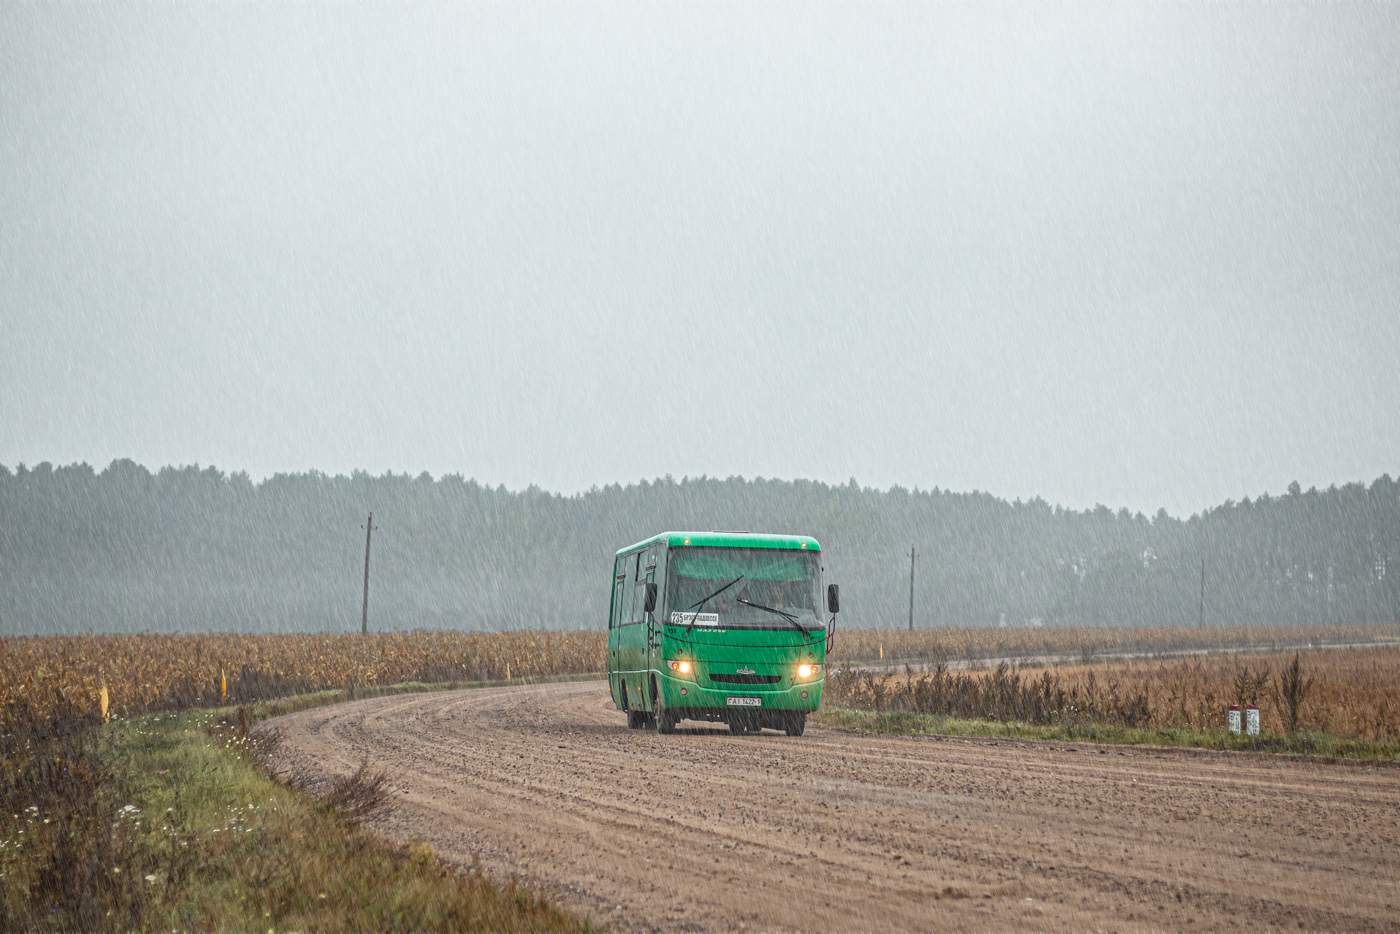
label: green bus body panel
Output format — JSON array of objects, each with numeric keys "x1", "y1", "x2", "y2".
[{"x1": 607, "y1": 532, "x2": 827, "y2": 718}]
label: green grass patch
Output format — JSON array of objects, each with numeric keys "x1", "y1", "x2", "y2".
[
  {"x1": 3, "y1": 681, "x2": 599, "y2": 933},
  {"x1": 812, "y1": 705, "x2": 1400, "y2": 760}
]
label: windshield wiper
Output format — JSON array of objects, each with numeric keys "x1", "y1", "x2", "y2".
[
  {"x1": 736, "y1": 599, "x2": 810, "y2": 638},
  {"x1": 685, "y1": 575, "x2": 745, "y2": 632}
]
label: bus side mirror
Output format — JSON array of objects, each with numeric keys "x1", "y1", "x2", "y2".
[
  {"x1": 827, "y1": 584, "x2": 840, "y2": 614},
  {"x1": 644, "y1": 582, "x2": 658, "y2": 613}
]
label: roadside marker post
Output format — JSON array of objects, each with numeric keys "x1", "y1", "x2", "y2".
[
  {"x1": 1246, "y1": 705, "x2": 1260, "y2": 736},
  {"x1": 1228, "y1": 705, "x2": 1242, "y2": 734}
]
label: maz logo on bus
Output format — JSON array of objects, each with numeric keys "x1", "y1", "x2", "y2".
[{"x1": 736, "y1": 667, "x2": 756, "y2": 675}]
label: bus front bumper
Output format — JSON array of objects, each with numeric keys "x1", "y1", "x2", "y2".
[{"x1": 660, "y1": 672, "x2": 822, "y2": 713}]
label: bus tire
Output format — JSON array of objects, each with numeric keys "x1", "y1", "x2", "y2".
[
  {"x1": 783, "y1": 713, "x2": 807, "y2": 737},
  {"x1": 652, "y1": 678, "x2": 677, "y2": 734}
]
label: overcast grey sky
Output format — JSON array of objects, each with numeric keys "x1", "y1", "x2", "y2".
[{"x1": 3, "y1": 1, "x2": 1396, "y2": 517}]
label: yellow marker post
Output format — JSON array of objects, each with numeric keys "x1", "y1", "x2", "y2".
[
  {"x1": 99, "y1": 685, "x2": 109, "y2": 723},
  {"x1": 221, "y1": 669, "x2": 227, "y2": 703}
]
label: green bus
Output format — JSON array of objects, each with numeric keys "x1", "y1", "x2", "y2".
[{"x1": 606, "y1": 531, "x2": 840, "y2": 736}]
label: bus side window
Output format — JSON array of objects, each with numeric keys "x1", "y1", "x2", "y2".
[
  {"x1": 642, "y1": 568, "x2": 656, "y2": 622},
  {"x1": 633, "y1": 551, "x2": 652, "y2": 624},
  {"x1": 653, "y1": 545, "x2": 666, "y2": 618}
]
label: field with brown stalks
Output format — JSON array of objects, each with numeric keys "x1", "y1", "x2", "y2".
[
  {"x1": 825, "y1": 622, "x2": 1399, "y2": 665},
  {"x1": 0, "y1": 630, "x2": 606, "y2": 720},
  {"x1": 825, "y1": 645, "x2": 1400, "y2": 743},
  {"x1": 4, "y1": 623, "x2": 1397, "y2": 735}
]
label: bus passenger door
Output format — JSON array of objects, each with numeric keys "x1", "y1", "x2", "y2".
[
  {"x1": 620, "y1": 552, "x2": 643, "y2": 687},
  {"x1": 643, "y1": 565, "x2": 658, "y2": 672},
  {"x1": 640, "y1": 547, "x2": 661, "y2": 692},
  {"x1": 608, "y1": 561, "x2": 626, "y2": 705}
]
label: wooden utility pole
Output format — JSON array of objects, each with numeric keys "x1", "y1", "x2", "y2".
[
  {"x1": 908, "y1": 545, "x2": 916, "y2": 631},
  {"x1": 1199, "y1": 557, "x2": 1205, "y2": 628},
  {"x1": 362, "y1": 513, "x2": 377, "y2": 634}
]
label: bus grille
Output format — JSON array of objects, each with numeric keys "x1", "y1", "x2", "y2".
[{"x1": 708, "y1": 674, "x2": 783, "y2": 685}]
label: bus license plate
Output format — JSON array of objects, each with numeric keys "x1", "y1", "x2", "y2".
[{"x1": 726, "y1": 696, "x2": 761, "y2": 707}]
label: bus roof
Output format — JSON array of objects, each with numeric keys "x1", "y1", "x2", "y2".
[{"x1": 614, "y1": 532, "x2": 821, "y2": 557}]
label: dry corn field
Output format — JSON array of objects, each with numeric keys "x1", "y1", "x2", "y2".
[
  {"x1": 826, "y1": 622, "x2": 1399, "y2": 665},
  {"x1": 0, "y1": 630, "x2": 606, "y2": 719},
  {"x1": 5, "y1": 625, "x2": 1398, "y2": 741},
  {"x1": 826, "y1": 646, "x2": 1400, "y2": 741}
]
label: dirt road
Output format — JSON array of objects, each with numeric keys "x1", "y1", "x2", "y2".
[{"x1": 264, "y1": 681, "x2": 1398, "y2": 932}]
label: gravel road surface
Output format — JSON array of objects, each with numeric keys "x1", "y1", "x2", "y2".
[{"x1": 264, "y1": 681, "x2": 1398, "y2": 932}]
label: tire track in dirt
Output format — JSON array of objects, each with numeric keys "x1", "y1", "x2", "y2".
[{"x1": 263, "y1": 681, "x2": 1399, "y2": 933}]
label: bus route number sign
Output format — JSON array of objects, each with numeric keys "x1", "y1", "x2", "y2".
[{"x1": 726, "y1": 696, "x2": 761, "y2": 707}]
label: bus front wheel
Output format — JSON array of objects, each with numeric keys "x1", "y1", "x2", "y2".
[
  {"x1": 783, "y1": 713, "x2": 807, "y2": 737},
  {"x1": 622, "y1": 681, "x2": 646, "y2": 729},
  {"x1": 652, "y1": 678, "x2": 677, "y2": 734}
]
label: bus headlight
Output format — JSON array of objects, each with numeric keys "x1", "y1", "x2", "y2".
[
  {"x1": 797, "y1": 664, "x2": 821, "y2": 679},
  {"x1": 668, "y1": 660, "x2": 692, "y2": 675}
]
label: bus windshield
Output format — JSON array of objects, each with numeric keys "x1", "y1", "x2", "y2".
[{"x1": 666, "y1": 547, "x2": 824, "y2": 630}]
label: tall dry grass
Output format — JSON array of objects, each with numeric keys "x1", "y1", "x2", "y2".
[
  {"x1": 825, "y1": 647, "x2": 1400, "y2": 741},
  {"x1": 0, "y1": 631, "x2": 606, "y2": 719},
  {"x1": 0, "y1": 688, "x2": 147, "y2": 932}
]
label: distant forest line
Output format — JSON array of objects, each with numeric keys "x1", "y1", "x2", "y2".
[{"x1": 1, "y1": 460, "x2": 1397, "y2": 635}]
